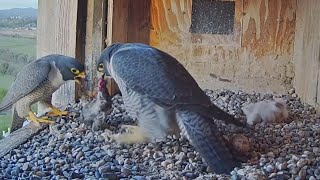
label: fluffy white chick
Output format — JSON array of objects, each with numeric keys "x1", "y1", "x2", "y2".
[{"x1": 242, "y1": 98, "x2": 289, "y2": 125}]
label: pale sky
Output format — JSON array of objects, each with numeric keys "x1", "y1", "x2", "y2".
[{"x1": 0, "y1": 0, "x2": 38, "y2": 10}]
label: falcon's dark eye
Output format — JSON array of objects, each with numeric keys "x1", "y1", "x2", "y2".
[
  {"x1": 98, "y1": 63, "x2": 104, "y2": 72},
  {"x1": 71, "y1": 68, "x2": 80, "y2": 74}
]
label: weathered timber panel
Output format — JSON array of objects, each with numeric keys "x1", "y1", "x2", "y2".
[
  {"x1": 150, "y1": 0, "x2": 296, "y2": 93},
  {"x1": 127, "y1": 0, "x2": 151, "y2": 43},
  {"x1": 107, "y1": 0, "x2": 129, "y2": 44},
  {"x1": 293, "y1": 0, "x2": 320, "y2": 107},
  {"x1": 84, "y1": 0, "x2": 106, "y2": 98},
  {"x1": 37, "y1": 0, "x2": 79, "y2": 110},
  {"x1": 107, "y1": 0, "x2": 151, "y2": 44},
  {"x1": 106, "y1": 0, "x2": 151, "y2": 96}
]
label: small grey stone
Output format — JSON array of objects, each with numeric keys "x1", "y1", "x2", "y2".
[
  {"x1": 82, "y1": 146, "x2": 90, "y2": 152},
  {"x1": 22, "y1": 162, "x2": 32, "y2": 171},
  {"x1": 44, "y1": 157, "x2": 50, "y2": 163},
  {"x1": 297, "y1": 159, "x2": 308, "y2": 168},
  {"x1": 101, "y1": 173, "x2": 118, "y2": 179},
  {"x1": 265, "y1": 164, "x2": 275, "y2": 173},
  {"x1": 99, "y1": 166, "x2": 112, "y2": 174},
  {"x1": 76, "y1": 151, "x2": 84, "y2": 160},
  {"x1": 132, "y1": 175, "x2": 147, "y2": 180},
  {"x1": 298, "y1": 169, "x2": 307, "y2": 180},
  {"x1": 121, "y1": 167, "x2": 131, "y2": 176},
  {"x1": 276, "y1": 162, "x2": 288, "y2": 170},
  {"x1": 18, "y1": 158, "x2": 26, "y2": 163},
  {"x1": 35, "y1": 171, "x2": 46, "y2": 177}
]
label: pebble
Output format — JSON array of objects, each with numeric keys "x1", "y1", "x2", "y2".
[
  {"x1": 297, "y1": 159, "x2": 308, "y2": 168},
  {"x1": 0, "y1": 89, "x2": 319, "y2": 179}
]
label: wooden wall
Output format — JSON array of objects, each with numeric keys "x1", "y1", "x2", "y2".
[
  {"x1": 106, "y1": 0, "x2": 151, "y2": 46},
  {"x1": 149, "y1": 0, "x2": 296, "y2": 93},
  {"x1": 293, "y1": 0, "x2": 320, "y2": 109},
  {"x1": 35, "y1": 0, "x2": 320, "y2": 112},
  {"x1": 37, "y1": 0, "x2": 79, "y2": 111}
]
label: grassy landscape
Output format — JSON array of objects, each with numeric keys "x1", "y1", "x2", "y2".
[
  {"x1": 0, "y1": 30, "x2": 36, "y2": 137},
  {"x1": 0, "y1": 34, "x2": 36, "y2": 56},
  {"x1": 0, "y1": 74, "x2": 14, "y2": 88}
]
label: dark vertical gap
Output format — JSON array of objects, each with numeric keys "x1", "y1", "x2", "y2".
[
  {"x1": 104, "y1": 0, "x2": 108, "y2": 49},
  {"x1": 75, "y1": 0, "x2": 88, "y2": 102}
]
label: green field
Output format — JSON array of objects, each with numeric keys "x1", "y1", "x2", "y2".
[
  {"x1": 0, "y1": 74, "x2": 14, "y2": 88},
  {"x1": 0, "y1": 32, "x2": 36, "y2": 138},
  {"x1": 0, "y1": 114, "x2": 11, "y2": 136},
  {"x1": 0, "y1": 35, "x2": 36, "y2": 56}
]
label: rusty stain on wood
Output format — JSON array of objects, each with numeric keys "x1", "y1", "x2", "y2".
[
  {"x1": 242, "y1": 0, "x2": 296, "y2": 57},
  {"x1": 149, "y1": 0, "x2": 296, "y2": 94}
]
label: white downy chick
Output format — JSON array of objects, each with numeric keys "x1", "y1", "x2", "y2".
[{"x1": 242, "y1": 98, "x2": 289, "y2": 125}]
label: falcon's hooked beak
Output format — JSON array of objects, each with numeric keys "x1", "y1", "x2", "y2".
[{"x1": 74, "y1": 71, "x2": 86, "y2": 85}]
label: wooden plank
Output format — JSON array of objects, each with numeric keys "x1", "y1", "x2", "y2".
[
  {"x1": 108, "y1": 0, "x2": 129, "y2": 44},
  {"x1": 0, "y1": 123, "x2": 48, "y2": 158},
  {"x1": 37, "y1": 0, "x2": 79, "y2": 113},
  {"x1": 149, "y1": 0, "x2": 296, "y2": 94},
  {"x1": 84, "y1": 0, "x2": 107, "y2": 98},
  {"x1": 293, "y1": 0, "x2": 320, "y2": 106},
  {"x1": 127, "y1": 0, "x2": 151, "y2": 43},
  {"x1": 105, "y1": 0, "x2": 125, "y2": 96}
]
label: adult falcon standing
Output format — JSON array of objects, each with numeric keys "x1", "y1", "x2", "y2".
[
  {"x1": 97, "y1": 43, "x2": 240, "y2": 174},
  {"x1": 0, "y1": 54, "x2": 86, "y2": 130}
]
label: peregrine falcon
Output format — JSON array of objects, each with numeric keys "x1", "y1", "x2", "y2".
[
  {"x1": 97, "y1": 43, "x2": 240, "y2": 174},
  {"x1": 0, "y1": 54, "x2": 86, "y2": 128}
]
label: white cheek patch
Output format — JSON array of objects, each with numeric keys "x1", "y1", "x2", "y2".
[{"x1": 48, "y1": 62, "x2": 65, "y2": 87}]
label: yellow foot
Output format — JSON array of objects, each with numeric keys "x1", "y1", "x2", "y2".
[
  {"x1": 110, "y1": 125, "x2": 149, "y2": 144},
  {"x1": 28, "y1": 112, "x2": 55, "y2": 126},
  {"x1": 47, "y1": 106, "x2": 68, "y2": 116}
]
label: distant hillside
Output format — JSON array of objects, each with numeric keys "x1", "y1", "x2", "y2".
[{"x1": 0, "y1": 8, "x2": 37, "y2": 19}]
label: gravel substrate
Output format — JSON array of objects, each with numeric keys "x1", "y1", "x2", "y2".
[{"x1": 0, "y1": 89, "x2": 320, "y2": 180}]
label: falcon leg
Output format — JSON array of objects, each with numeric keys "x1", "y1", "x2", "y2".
[
  {"x1": 27, "y1": 111, "x2": 55, "y2": 126},
  {"x1": 111, "y1": 125, "x2": 149, "y2": 144}
]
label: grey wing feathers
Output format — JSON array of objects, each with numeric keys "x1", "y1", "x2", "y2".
[
  {"x1": 111, "y1": 44, "x2": 211, "y2": 107},
  {"x1": 0, "y1": 60, "x2": 51, "y2": 111}
]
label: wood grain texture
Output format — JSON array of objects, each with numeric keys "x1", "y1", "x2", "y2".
[
  {"x1": 293, "y1": 0, "x2": 320, "y2": 106},
  {"x1": 0, "y1": 123, "x2": 48, "y2": 158},
  {"x1": 37, "y1": 0, "x2": 79, "y2": 111},
  {"x1": 106, "y1": 0, "x2": 151, "y2": 96},
  {"x1": 242, "y1": 0, "x2": 296, "y2": 57},
  {"x1": 84, "y1": 0, "x2": 107, "y2": 98},
  {"x1": 150, "y1": 0, "x2": 296, "y2": 93}
]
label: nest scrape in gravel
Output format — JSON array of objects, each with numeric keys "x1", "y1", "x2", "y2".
[{"x1": 0, "y1": 89, "x2": 320, "y2": 180}]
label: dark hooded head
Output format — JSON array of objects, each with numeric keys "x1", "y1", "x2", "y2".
[
  {"x1": 97, "y1": 43, "x2": 124, "y2": 76},
  {"x1": 44, "y1": 54, "x2": 86, "y2": 84}
]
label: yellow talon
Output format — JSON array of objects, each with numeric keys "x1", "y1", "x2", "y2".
[
  {"x1": 47, "y1": 105, "x2": 68, "y2": 116},
  {"x1": 27, "y1": 111, "x2": 55, "y2": 126}
]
